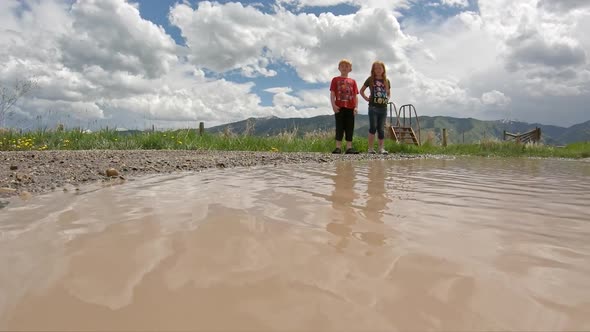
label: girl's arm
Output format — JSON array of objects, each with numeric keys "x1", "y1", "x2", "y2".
[
  {"x1": 387, "y1": 80, "x2": 391, "y2": 98},
  {"x1": 360, "y1": 85, "x2": 370, "y2": 102}
]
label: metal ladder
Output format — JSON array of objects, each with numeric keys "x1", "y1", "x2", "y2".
[{"x1": 388, "y1": 102, "x2": 421, "y2": 145}]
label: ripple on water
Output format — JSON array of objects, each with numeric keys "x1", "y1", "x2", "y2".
[{"x1": 0, "y1": 157, "x2": 589, "y2": 331}]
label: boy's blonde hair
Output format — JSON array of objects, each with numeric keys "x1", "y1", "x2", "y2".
[{"x1": 338, "y1": 59, "x2": 352, "y2": 67}]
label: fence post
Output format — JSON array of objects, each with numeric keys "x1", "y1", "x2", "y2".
[
  {"x1": 442, "y1": 128, "x2": 448, "y2": 147},
  {"x1": 199, "y1": 122, "x2": 205, "y2": 136}
]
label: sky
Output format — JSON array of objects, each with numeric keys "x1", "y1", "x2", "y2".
[{"x1": 1, "y1": 0, "x2": 589, "y2": 130}]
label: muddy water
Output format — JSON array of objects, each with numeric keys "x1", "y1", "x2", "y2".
[{"x1": 0, "y1": 157, "x2": 589, "y2": 331}]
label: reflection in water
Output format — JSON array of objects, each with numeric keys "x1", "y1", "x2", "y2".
[
  {"x1": 326, "y1": 162, "x2": 357, "y2": 251},
  {"x1": 0, "y1": 158, "x2": 589, "y2": 331},
  {"x1": 326, "y1": 161, "x2": 392, "y2": 251}
]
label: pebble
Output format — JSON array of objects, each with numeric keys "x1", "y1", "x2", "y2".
[{"x1": 105, "y1": 168, "x2": 119, "y2": 177}]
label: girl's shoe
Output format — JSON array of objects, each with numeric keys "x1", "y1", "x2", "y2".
[
  {"x1": 379, "y1": 148, "x2": 388, "y2": 155},
  {"x1": 345, "y1": 148, "x2": 359, "y2": 154},
  {"x1": 368, "y1": 149, "x2": 376, "y2": 154},
  {"x1": 332, "y1": 147, "x2": 342, "y2": 154}
]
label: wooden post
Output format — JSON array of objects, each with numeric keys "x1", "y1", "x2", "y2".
[
  {"x1": 152, "y1": 124, "x2": 155, "y2": 132},
  {"x1": 462, "y1": 131, "x2": 465, "y2": 144},
  {"x1": 199, "y1": 122, "x2": 204, "y2": 136},
  {"x1": 503, "y1": 130, "x2": 506, "y2": 141},
  {"x1": 442, "y1": 128, "x2": 447, "y2": 147}
]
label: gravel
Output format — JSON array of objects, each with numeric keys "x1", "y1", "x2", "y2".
[{"x1": 0, "y1": 150, "x2": 432, "y2": 199}]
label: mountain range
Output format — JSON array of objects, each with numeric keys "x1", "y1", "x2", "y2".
[{"x1": 206, "y1": 115, "x2": 590, "y2": 145}]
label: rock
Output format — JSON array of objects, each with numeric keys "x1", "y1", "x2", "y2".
[
  {"x1": 15, "y1": 173, "x2": 31, "y2": 182},
  {"x1": 9, "y1": 165, "x2": 18, "y2": 170},
  {"x1": 0, "y1": 187, "x2": 16, "y2": 193},
  {"x1": 105, "y1": 168, "x2": 119, "y2": 177},
  {"x1": 19, "y1": 191, "x2": 32, "y2": 200}
]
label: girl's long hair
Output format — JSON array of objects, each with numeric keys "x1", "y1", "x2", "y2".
[{"x1": 370, "y1": 61, "x2": 389, "y2": 90}]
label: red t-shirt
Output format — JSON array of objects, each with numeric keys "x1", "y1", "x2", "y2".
[{"x1": 330, "y1": 76, "x2": 358, "y2": 109}]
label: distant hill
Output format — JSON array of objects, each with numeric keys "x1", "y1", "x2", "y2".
[
  {"x1": 556, "y1": 120, "x2": 590, "y2": 144},
  {"x1": 206, "y1": 115, "x2": 590, "y2": 145}
]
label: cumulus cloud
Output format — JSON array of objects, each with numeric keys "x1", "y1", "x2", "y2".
[
  {"x1": 276, "y1": 0, "x2": 412, "y2": 11},
  {"x1": 171, "y1": 2, "x2": 394, "y2": 82},
  {"x1": 537, "y1": 0, "x2": 590, "y2": 12},
  {"x1": 481, "y1": 90, "x2": 511, "y2": 107},
  {"x1": 169, "y1": 2, "x2": 278, "y2": 77},
  {"x1": 169, "y1": 2, "x2": 418, "y2": 83},
  {"x1": 403, "y1": 0, "x2": 590, "y2": 124},
  {"x1": 504, "y1": 24, "x2": 586, "y2": 71},
  {"x1": 0, "y1": 0, "x2": 283, "y2": 128},
  {"x1": 1, "y1": 0, "x2": 589, "y2": 129},
  {"x1": 60, "y1": 0, "x2": 178, "y2": 79},
  {"x1": 265, "y1": 87, "x2": 329, "y2": 117},
  {"x1": 441, "y1": 0, "x2": 469, "y2": 8}
]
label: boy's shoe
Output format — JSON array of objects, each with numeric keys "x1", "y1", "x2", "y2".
[
  {"x1": 332, "y1": 147, "x2": 342, "y2": 154},
  {"x1": 368, "y1": 149, "x2": 376, "y2": 154},
  {"x1": 379, "y1": 148, "x2": 389, "y2": 155},
  {"x1": 345, "y1": 148, "x2": 359, "y2": 154}
]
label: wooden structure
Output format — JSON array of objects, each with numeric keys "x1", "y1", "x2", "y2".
[
  {"x1": 503, "y1": 127, "x2": 541, "y2": 144},
  {"x1": 199, "y1": 122, "x2": 205, "y2": 136},
  {"x1": 388, "y1": 103, "x2": 420, "y2": 145}
]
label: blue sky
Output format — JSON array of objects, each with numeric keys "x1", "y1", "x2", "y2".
[{"x1": 1, "y1": 0, "x2": 589, "y2": 129}]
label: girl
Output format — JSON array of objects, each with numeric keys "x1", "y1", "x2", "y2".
[{"x1": 360, "y1": 61, "x2": 391, "y2": 154}]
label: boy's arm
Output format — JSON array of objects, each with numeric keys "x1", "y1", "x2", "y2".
[
  {"x1": 330, "y1": 91, "x2": 339, "y2": 113},
  {"x1": 354, "y1": 84, "x2": 359, "y2": 115}
]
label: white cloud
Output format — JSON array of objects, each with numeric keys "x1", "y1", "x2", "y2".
[
  {"x1": 277, "y1": 0, "x2": 352, "y2": 7},
  {"x1": 481, "y1": 90, "x2": 511, "y2": 107},
  {"x1": 61, "y1": 0, "x2": 178, "y2": 79},
  {"x1": 441, "y1": 0, "x2": 469, "y2": 8},
  {"x1": 276, "y1": 0, "x2": 412, "y2": 11},
  {"x1": 265, "y1": 87, "x2": 329, "y2": 118},
  {"x1": 1, "y1": 0, "x2": 589, "y2": 129},
  {"x1": 537, "y1": 0, "x2": 590, "y2": 13},
  {"x1": 170, "y1": 1, "x2": 533, "y2": 123},
  {"x1": 403, "y1": 0, "x2": 590, "y2": 124},
  {"x1": 0, "y1": 0, "x2": 285, "y2": 129},
  {"x1": 169, "y1": 2, "x2": 278, "y2": 77},
  {"x1": 170, "y1": 2, "x2": 418, "y2": 84}
]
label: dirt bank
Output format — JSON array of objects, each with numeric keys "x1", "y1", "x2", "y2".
[{"x1": 1, "y1": 150, "x2": 429, "y2": 199}]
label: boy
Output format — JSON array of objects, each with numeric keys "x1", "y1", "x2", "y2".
[{"x1": 329, "y1": 59, "x2": 359, "y2": 154}]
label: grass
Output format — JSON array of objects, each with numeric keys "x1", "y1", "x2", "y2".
[{"x1": 0, "y1": 128, "x2": 589, "y2": 159}]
